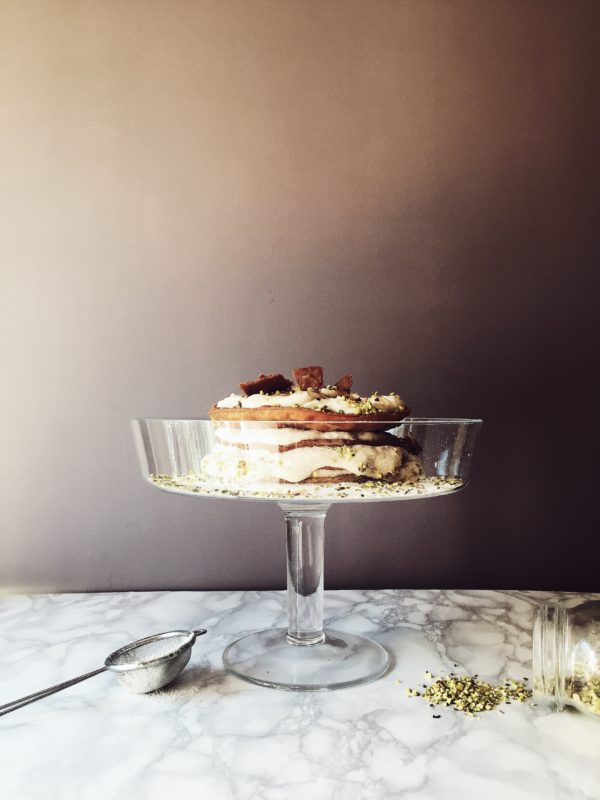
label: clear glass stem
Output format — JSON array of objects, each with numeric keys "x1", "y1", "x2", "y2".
[
  {"x1": 281, "y1": 503, "x2": 330, "y2": 646},
  {"x1": 223, "y1": 502, "x2": 389, "y2": 689}
]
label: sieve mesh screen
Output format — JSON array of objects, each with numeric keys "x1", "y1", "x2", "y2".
[{"x1": 109, "y1": 634, "x2": 190, "y2": 666}]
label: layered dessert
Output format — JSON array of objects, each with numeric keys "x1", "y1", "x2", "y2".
[
  {"x1": 202, "y1": 366, "x2": 423, "y2": 485},
  {"x1": 208, "y1": 366, "x2": 409, "y2": 430}
]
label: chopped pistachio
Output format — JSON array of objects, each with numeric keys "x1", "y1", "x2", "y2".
[
  {"x1": 405, "y1": 673, "x2": 532, "y2": 717},
  {"x1": 149, "y1": 473, "x2": 464, "y2": 502},
  {"x1": 566, "y1": 674, "x2": 600, "y2": 716}
]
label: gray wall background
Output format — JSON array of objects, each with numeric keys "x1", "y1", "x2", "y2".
[{"x1": 1, "y1": 1, "x2": 598, "y2": 592}]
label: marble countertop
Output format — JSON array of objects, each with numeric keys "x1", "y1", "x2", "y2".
[{"x1": 1, "y1": 589, "x2": 600, "y2": 800}]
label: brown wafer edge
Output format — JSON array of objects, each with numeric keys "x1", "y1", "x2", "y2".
[{"x1": 208, "y1": 405, "x2": 410, "y2": 431}]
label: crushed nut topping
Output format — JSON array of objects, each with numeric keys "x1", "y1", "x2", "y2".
[{"x1": 405, "y1": 672, "x2": 532, "y2": 717}]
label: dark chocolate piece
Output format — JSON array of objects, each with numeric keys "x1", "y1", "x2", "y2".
[
  {"x1": 292, "y1": 366, "x2": 324, "y2": 390},
  {"x1": 239, "y1": 373, "x2": 293, "y2": 397},
  {"x1": 334, "y1": 373, "x2": 353, "y2": 393}
]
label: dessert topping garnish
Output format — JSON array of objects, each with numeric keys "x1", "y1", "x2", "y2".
[
  {"x1": 334, "y1": 373, "x2": 353, "y2": 393},
  {"x1": 220, "y1": 366, "x2": 408, "y2": 415},
  {"x1": 239, "y1": 366, "x2": 355, "y2": 396},
  {"x1": 292, "y1": 366, "x2": 324, "y2": 390},
  {"x1": 239, "y1": 373, "x2": 293, "y2": 397}
]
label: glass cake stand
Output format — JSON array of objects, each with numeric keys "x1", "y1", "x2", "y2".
[{"x1": 133, "y1": 418, "x2": 481, "y2": 691}]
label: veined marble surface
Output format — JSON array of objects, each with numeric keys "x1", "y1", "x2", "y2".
[{"x1": 1, "y1": 589, "x2": 600, "y2": 800}]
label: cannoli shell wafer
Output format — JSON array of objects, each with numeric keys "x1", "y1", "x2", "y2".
[{"x1": 208, "y1": 404, "x2": 410, "y2": 432}]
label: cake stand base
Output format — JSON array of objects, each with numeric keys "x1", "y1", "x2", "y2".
[{"x1": 222, "y1": 628, "x2": 390, "y2": 691}]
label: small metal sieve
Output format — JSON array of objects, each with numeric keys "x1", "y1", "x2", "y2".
[{"x1": 0, "y1": 628, "x2": 207, "y2": 718}]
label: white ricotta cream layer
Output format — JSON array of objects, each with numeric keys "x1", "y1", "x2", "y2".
[
  {"x1": 215, "y1": 388, "x2": 406, "y2": 415},
  {"x1": 201, "y1": 444, "x2": 423, "y2": 484},
  {"x1": 214, "y1": 427, "x2": 384, "y2": 447}
]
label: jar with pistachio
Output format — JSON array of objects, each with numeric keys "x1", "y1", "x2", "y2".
[{"x1": 533, "y1": 600, "x2": 600, "y2": 719}]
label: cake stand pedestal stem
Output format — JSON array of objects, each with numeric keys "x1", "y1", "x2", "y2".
[
  {"x1": 222, "y1": 500, "x2": 389, "y2": 690},
  {"x1": 283, "y1": 504, "x2": 330, "y2": 646}
]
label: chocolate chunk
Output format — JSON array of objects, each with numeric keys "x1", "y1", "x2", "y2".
[
  {"x1": 292, "y1": 366, "x2": 324, "y2": 390},
  {"x1": 334, "y1": 373, "x2": 353, "y2": 393},
  {"x1": 239, "y1": 373, "x2": 293, "y2": 397}
]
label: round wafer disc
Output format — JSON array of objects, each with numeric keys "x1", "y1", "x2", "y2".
[{"x1": 208, "y1": 405, "x2": 410, "y2": 431}]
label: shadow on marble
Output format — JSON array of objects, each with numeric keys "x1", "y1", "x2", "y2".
[{"x1": 150, "y1": 663, "x2": 230, "y2": 699}]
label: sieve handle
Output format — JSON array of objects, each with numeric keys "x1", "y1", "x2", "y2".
[{"x1": 0, "y1": 666, "x2": 108, "y2": 718}]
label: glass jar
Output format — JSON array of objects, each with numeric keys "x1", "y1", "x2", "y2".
[{"x1": 533, "y1": 600, "x2": 600, "y2": 719}]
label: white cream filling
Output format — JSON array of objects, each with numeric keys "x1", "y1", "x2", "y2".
[
  {"x1": 214, "y1": 427, "x2": 383, "y2": 447},
  {"x1": 201, "y1": 444, "x2": 422, "y2": 484},
  {"x1": 216, "y1": 388, "x2": 406, "y2": 415}
]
